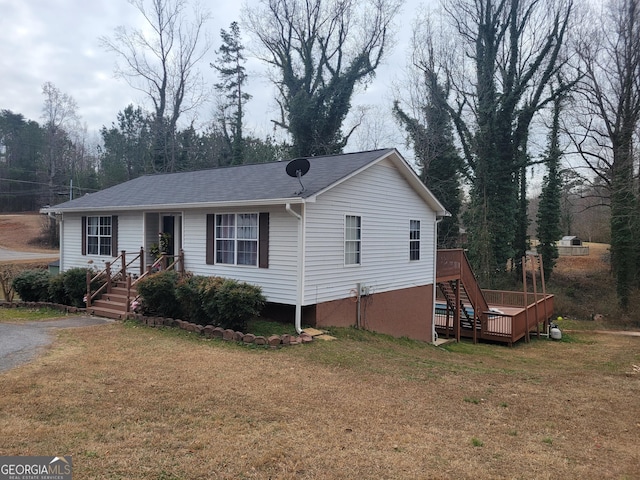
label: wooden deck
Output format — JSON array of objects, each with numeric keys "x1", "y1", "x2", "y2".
[{"x1": 436, "y1": 250, "x2": 554, "y2": 346}]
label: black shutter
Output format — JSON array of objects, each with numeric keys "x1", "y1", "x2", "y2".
[
  {"x1": 81, "y1": 216, "x2": 87, "y2": 255},
  {"x1": 111, "y1": 216, "x2": 118, "y2": 257},
  {"x1": 259, "y1": 212, "x2": 269, "y2": 269},
  {"x1": 206, "y1": 214, "x2": 215, "y2": 265}
]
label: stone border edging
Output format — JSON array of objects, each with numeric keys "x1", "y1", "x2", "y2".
[
  {"x1": 0, "y1": 301, "x2": 314, "y2": 348},
  {"x1": 130, "y1": 314, "x2": 314, "y2": 347}
]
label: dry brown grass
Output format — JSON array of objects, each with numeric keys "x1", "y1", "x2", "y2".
[
  {"x1": 0, "y1": 321, "x2": 638, "y2": 479},
  {"x1": 548, "y1": 242, "x2": 640, "y2": 327},
  {"x1": 0, "y1": 213, "x2": 57, "y2": 253}
]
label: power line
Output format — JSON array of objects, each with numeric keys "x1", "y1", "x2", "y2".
[{"x1": 0, "y1": 177, "x2": 98, "y2": 192}]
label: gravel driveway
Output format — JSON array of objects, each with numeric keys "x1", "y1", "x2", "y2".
[{"x1": 0, "y1": 316, "x2": 113, "y2": 373}]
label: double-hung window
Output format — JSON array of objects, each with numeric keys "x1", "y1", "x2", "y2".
[
  {"x1": 410, "y1": 220, "x2": 420, "y2": 261},
  {"x1": 344, "y1": 215, "x2": 362, "y2": 265},
  {"x1": 215, "y1": 213, "x2": 258, "y2": 266},
  {"x1": 87, "y1": 216, "x2": 112, "y2": 256}
]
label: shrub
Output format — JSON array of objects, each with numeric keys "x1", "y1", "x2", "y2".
[
  {"x1": 63, "y1": 268, "x2": 96, "y2": 307},
  {"x1": 175, "y1": 274, "x2": 207, "y2": 324},
  {"x1": 135, "y1": 271, "x2": 266, "y2": 331},
  {"x1": 175, "y1": 275, "x2": 227, "y2": 325},
  {"x1": 199, "y1": 276, "x2": 226, "y2": 325},
  {"x1": 48, "y1": 274, "x2": 69, "y2": 305},
  {"x1": 12, "y1": 269, "x2": 50, "y2": 302},
  {"x1": 215, "y1": 279, "x2": 266, "y2": 331},
  {"x1": 135, "y1": 270, "x2": 181, "y2": 318}
]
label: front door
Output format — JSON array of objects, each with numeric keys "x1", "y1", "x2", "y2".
[{"x1": 162, "y1": 215, "x2": 176, "y2": 256}]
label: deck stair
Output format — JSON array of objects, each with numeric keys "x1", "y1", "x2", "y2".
[
  {"x1": 435, "y1": 249, "x2": 555, "y2": 345},
  {"x1": 437, "y1": 280, "x2": 479, "y2": 330},
  {"x1": 436, "y1": 249, "x2": 491, "y2": 342},
  {"x1": 89, "y1": 280, "x2": 136, "y2": 320}
]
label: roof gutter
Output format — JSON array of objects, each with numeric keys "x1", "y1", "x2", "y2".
[
  {"x1": 40, "y1": 197, "x2": 307, "y2": 215},
  {"x1": 286, "y1": 202, "x2": 305, "y2": 334}
]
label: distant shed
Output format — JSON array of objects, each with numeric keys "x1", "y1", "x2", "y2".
[
  {"x1": 559, "y1": 236, "x2": 582, "y2": 246},
  {"x1": 558, "y1": 236, "x2": 589, "y2": 256}
]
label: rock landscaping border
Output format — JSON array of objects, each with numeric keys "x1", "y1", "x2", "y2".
[
  {"x1": 130, "y1": 314, "x2": 314, "y2": 347},
  {"x1": 0, "y1": 301, "x2": 314, "y2": 348}
]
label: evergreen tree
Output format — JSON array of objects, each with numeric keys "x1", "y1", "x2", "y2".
[
  {"x1": 393, "y1": 70, "x2": 463, "y2": 247},
  {"x1": 537, "y1": 93, "x2": 564, "y2": 281},
  {"x1": 212, "y1": 22, "x2": 251, "y2": 165},
  {"x1": 0, "y1": 110, "x2": 45, "y2": 211},
  {"x1": 99, "y1": 105, "x2": 152, "y2": 187}
]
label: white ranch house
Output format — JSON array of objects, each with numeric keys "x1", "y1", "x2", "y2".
[{"x1": 43, "y1": 149, "x2": 449, "y2": 342}]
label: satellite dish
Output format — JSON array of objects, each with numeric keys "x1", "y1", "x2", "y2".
[
  {"x1": 285, "y1": 157, "x2": 310, "y2": 194},
  {"x1": 286, "y1": 157, "x2": 310, "y2": 178}
]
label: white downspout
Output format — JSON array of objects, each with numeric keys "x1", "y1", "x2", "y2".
[
  {"x1": 286, "y1": 202, "x2": 305, "y2": 334},
  {"x1": 48, "y1": 212, "x2": 62, "y2": 272},
  {"x1": 432, "y1": 216, "x2": 443, "y2": 343}
]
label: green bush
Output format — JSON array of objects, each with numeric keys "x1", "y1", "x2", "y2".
[
  {"x1": 175, "y1": 275, "x2": 227, "y2": 325},
  {"x1": 199, "y1": 276, "x2": 226, "y2": 325},
  {"x1": 48, "y1": 274, "x2": 69, "y2": 305},
  {"x1": 12, "y1": 269, "x2": 50, "y2": 302},
  {"x1": 135, "y1": 270, "x2": 181, "y2": 318},
  {"x1": 63, "y1": 268, "x2": 96, "y2": 307},
  {"x1": 175, "y1": 274, "x2": 207, "y2": 324},
  {"x1": 215, "y1": 279, "x2": 266, "y2": 331},
  {"x1": 136, "y1": 271, "x2": 266, "y2": 331}
]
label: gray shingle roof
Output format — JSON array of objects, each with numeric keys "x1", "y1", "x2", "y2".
[{"x1": 46, "y1": 149, "x2": 397, "y2": 212}]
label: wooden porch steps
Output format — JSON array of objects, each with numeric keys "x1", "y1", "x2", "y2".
[{"x1": 88, "y1": 283, "x2": 136, "y2": 320}]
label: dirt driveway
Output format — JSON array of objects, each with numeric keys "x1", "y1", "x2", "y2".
[{"x1": 0, "y1": 316, "x2": 113, "y2": 373}]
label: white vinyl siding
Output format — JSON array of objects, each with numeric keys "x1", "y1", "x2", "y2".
[
  {"x1": 60, "y1": 212, "x2": 144, "y2": 273},
  {"x1": 303, "y1": 158, "x2": 436, "y2": 305},
  {"x1": 57, "y1": 156, "x2": 438, "y2": 308},
  {"x1": 183, "y1": 207, "x2": 299, "y2": 304}
]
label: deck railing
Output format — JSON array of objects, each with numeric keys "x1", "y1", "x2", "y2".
[
  {"x1": 436, "y1": 250, "x2": 554, "y2": 345},
  {"x1": 86, "y1": 248, "x2": 184, "y2": 311},
  {"x1": 85, "y1": 248, "x2": 144, "y2": 307}
]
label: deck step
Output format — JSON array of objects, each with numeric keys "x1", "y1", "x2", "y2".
[{"x1": 89, "y1": 306, "x2": 129, "y2": 320}]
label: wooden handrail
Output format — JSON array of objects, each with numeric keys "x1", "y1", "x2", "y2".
[
  {"x1": 131, "y1": 249, "x2": 184, "y2": 287},
  {"x1": 86, "y1": 247, "x2": 146, "y2": 309}
]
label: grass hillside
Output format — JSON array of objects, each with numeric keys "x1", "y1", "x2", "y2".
[
  {"x1": 549, "y1": 242, "x2": 640, "y2": 329},
  {"x1": 0, "y1": 213, "x2": 57, "y2": 253}
]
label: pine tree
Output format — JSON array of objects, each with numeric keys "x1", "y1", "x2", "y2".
[
  {"x1": 212, "y1": 22, "x2": 251, "y2": 165},
  {"x1": 536, "y1": 94, "x2": 564, "y2": 281}
]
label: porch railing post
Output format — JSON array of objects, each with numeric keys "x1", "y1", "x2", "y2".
[
  {"x1": 125, "y1": 274, "x2": 132, "y2": 315},
  {"x1": 106, "y1": 262, "x2": 112, "y2": 294},
  {"x1": 121, "y1": 250, "x2": 127, "y2": 278},
  {"x1": 86, "y1": 270, "x2": 92, "y2": 308},
  {"x1": 140, "y1": 247, "x2": 145, "y2": 277},
  {"x1": 179, "y1": 249, "x2": 184, "y2": 275}
]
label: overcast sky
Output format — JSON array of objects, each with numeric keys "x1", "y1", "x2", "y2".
[{"x1": 0, "y1": 0, "x2": 436, "y2": 154}]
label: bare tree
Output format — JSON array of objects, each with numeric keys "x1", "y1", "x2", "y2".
[
  {"x1": 41, "y1": 82, "x2": 80, "y2": 205},
  {"x1": 245, "y1": 0, "x2": 402, "y2": 157},
  {"x1": 415, "y1": 0, "x2": 575, "y2": 282},
  {"x1": 101, "y1": 0, "x2": 212, "y2": 172},
  {"x1": 570, "y1": 0, "x2": 640, "y2": 307}
]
